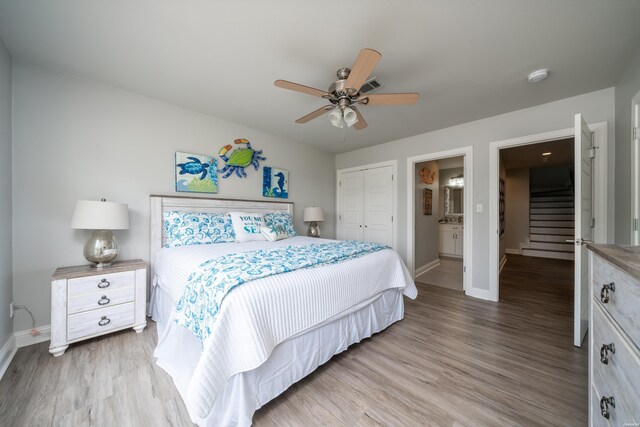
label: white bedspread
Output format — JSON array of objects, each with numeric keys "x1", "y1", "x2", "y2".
[{"x1": 153, "y1": 236, "x2": 417, "y2": 418}]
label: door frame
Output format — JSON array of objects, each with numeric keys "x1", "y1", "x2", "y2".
[
  {"x1": 632, "y1": 89, "x2": 640, "y2": 245},
  {"x1": 488, "y1": 122, "x2": 608, "y2": 302},
  {"x1": 406, "y1": 146, "x2": 473, "y2": 294},
  {"x1": 335, "y1": 160, "x2": 398, "y2": 250}
]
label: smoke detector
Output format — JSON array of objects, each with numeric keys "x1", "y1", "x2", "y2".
[{"x1": 528, "y1": 69, "x2": 549, "y2": 83}]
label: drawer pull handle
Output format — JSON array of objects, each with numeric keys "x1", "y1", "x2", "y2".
[
  {"x1": 599, "y1": 343, "x2": 615, "y2": 364},
  {"x1": 600, "y1": 396, "x2": 615, "y2": 419},
  {"x1": 600, "y1": 282, "x2": 615, "y2": 303},
  {"x1": 98, "y1": 279, "x2": 110, "y2": 289},
  {"x1": 98, "y1": 316, "x2": 111, "y2": 326},
  {"x1": 97, "y1": 295, "x2": 110, "y2": 306}
]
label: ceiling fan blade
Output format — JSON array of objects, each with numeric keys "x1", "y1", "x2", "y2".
[
  {"x1": 274, "y1": 80, "x2": 329, "y2": 98},
  {"x1": 352, "y1": 107, "x2": 368, "y2": 130},
  {"x1": 295, "y1": 105, "x2": 333, "y2": 124},
  {"x1": 361, "y1": 93, "x2": 419, "y2": 106},
  {"x1": 344, "y1": 48, "x2": 382, "y2": 94}
]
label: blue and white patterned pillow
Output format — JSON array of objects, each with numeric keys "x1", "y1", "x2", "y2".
[
  {"x1": 163, "y1": 211, "x2": 235, "y2": 247},
  {"x1": 264, "y1": 212, "x2": 297, "y2": 236},
  {"x1": 229, "y1": 212, "x2": 267, "y2": 242}
]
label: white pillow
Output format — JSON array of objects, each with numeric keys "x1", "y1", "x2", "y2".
[
  {"x1": 260, "y1": 226, "x2": 290, "y2": 242},
  {"x1": 229, "y1": 212, "x2": 266, "y2": 242}
]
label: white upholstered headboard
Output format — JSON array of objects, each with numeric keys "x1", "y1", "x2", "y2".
[{"x1": 149, "y1": 194, "x2": 294, "y2": 278}]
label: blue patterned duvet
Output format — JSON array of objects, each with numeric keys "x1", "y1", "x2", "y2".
[{"x1": 175, "y1": 240, "x2": 387, "y2": 343}]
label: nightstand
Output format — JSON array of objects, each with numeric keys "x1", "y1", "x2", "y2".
[{"x1": 49, "y1": 259, "x2": 147, "y2": 356}]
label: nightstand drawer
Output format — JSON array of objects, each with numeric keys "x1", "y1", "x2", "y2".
[
  {"x1": 592, "y1": 303, "x2": 640, "y2": 421},
  {"x1": 67, "y1": 302, "x2": 134, "y2": 341},
  {"x1": 67, "y1": 270, "x2": 135, "y2": 298},
  {"x1": 67, "y1": 285, "x2": 135, "y2": 314},
  {"x1": 592, "y1": 255, "x2": 640, "y2": 345}
]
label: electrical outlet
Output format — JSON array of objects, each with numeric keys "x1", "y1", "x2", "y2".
[{"x1": 9, "y1": 302, "x2": 14, "y2": 318}]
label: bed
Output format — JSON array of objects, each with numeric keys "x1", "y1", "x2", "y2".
[{"x1": 148, "y1": 195, "x2": 417, "y2": 426}]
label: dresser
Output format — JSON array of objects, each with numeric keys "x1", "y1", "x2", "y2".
[
  {"x1": 588, "y1": 244, "x2": 640, "y2": 426},
  {"x1": 49, "y1": 259, "x2": 147, "y2": 356}
]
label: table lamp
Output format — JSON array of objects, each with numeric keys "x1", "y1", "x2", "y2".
[
  {"x1": 303, "y1": 206, "x2": 325, "y2": 238},
  {"x1": 70, "y1": 198, "x2": 129, "y2": 268}
]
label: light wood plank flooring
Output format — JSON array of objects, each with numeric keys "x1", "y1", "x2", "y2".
[
  {"x1": 415, "y1": 257, "x2": 463, "y2": 292},
  {"x1": 0, "y1": 255, "x2": 585, "y2": 426}
]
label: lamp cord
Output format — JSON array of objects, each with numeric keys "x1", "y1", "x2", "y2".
[{"x1": 14, "y1": 304, "x2": 42, "y2": 336}]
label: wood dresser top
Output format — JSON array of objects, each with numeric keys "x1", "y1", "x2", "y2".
[
  {"x1": 51, "y1": 259, "x2": 146, "y2": 280},
  {"x1": 587, "y1": 244, "x2": 640, "y2": 279}
]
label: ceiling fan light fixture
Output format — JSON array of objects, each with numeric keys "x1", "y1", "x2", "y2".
[
  {"x1": 328, "y1": 107, "x2": 345, "y2": 128},
  {"x1": 343, "y1": 107, "x2": 359, "y2": 127}
]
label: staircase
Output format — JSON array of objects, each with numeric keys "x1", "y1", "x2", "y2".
[{"x1": 521, "y1": 188, "x2": 575, "y2": 260}]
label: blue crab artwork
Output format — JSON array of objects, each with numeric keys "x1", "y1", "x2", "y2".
[
  {"x1": 177, "y1": 156, "x2": 210, "y2": 180},
  {"x1": 218, "y1": 138, "x2": 266, "y2": 178}
]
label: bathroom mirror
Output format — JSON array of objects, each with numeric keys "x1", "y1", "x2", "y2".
[{"x1": 445, "y1": 185, "x2": 464, "y2": 216}]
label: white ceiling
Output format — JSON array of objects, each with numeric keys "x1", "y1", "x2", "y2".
[{"x1": 0, "y1": 0, "x2": 639, "y2": 154}]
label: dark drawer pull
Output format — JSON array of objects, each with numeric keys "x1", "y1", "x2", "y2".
[
  {"x1": 600, "y1": 282, "x2": 615, "y2": 303},
  {"x1": 98, "y1": 279, "x2": 110, "y2": 289},
  {"x1": 98, "y1": 316, "x2": 111, "y2": 326},
  {"x1": 600, "y1": 343, "x2": 615, "y2": 364},
  {"x1": 600, "y1": 396, "x2": 615, "y2": 419},
  {"x1": 97, "y1": 295, "x2": 110, "y2": 306}
]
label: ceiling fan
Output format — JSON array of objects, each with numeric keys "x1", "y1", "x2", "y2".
[{"x1": 274, "y1": 48, "x2": 419, "y2": 130}]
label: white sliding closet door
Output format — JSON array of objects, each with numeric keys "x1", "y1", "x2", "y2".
[
  {"x1": 340, "y1": 170, "x2": 364, "y2": 241},
  {"x1": 364, "y1": 166, "x2": 393, "y2": 246}
]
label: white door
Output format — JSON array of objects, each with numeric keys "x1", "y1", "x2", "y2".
[
  {"x1": 339, "y1": 170, "x2": 364, "y2": 241},
  {"x1": 363, "y1": 166, "x2": 393, "y2": 246},
  {"x1": 573, "y1": 114, "x2": 593, "y2": 347},
  {"x1": 455, "y1": 229, "x2": 464, "y2": 256},
  {"x1": 441, "y1": 230, "x2": 456, "y2": 255}
]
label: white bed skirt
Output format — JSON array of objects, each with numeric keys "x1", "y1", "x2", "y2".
[{"x1": 150, "y1": 285, "x2": 405, "y2": 426}]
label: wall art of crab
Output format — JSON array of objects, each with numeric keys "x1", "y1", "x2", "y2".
[
  {"x1": 263, "y1": 167, "x2": 289, "y2": 199},
  {"x1": 175, "y1": 151, "x2": 218, "y2": 194},
  {"x1": 218, "y1": 138, "x2": 266, "y2": 178}
]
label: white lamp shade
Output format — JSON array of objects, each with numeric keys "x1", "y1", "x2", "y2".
[
  {"x1": 70, "y1": 200, "x2": 130, "y2": 230},
  {"x1": 328, "y1": 107, "x2": 345, "y2": 128},
  {"x1": 303, "y1": 206, "x2": 325, "y2": 222},
  {"x1": 343, "y1": 107, "x2": 359, "y2": 127}
]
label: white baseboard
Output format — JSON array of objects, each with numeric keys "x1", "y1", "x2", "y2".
[
  {"x1": 505, "y1": 248, "x2": 521, "y2": 255},
  {"x1": 414, "y1": 259, "x2": 440, "y2": 278},
  {"x1": 14, "y1": 324, "x2": 51, "y2": 348},
  {"x1": 0, "y1": 334, "x2": 17, "y2": 381}
]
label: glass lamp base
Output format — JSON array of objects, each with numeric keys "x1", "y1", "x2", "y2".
[
  {"x1": 307, "y1": 222, "x2": 320, "y2": 238},
  {"x1": 84, "y1": 229, "x2": 119, "y2": 268}
]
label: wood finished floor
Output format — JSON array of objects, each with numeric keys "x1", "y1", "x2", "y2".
[
  {"x1": 0, "y1": 255, "x2": 586, "y2": 426},
  {"x1": 415, "y1": 258, "x2": 463, "y2": 292}
]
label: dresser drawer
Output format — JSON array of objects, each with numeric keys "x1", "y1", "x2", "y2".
[
  {"x1": 67, "y1": 285, "x2": 135, "y2": 315},
  {"x1": 67, "y1": 302, "x2": 135, "y2": 342},
  {"x1": 67, "y1": 270, "x2": 135, "y2": 298},
  {"x1": 592, "y1": 382, "x2": 637, "y2": 427},
  {"x1": 592, "y1": 303, "x2": 640, "y2": 422},
  {"x1": 592, "y1": 255, "x2": 640, "y2": 344}
]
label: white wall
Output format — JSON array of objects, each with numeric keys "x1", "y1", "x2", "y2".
[
  {"x1": 336, "y1": 88, "x2": 615, "y2": 295},
  {"x1": 414, "y1": 160, "x2": 439, "y2": 269},
  {"x1": 0, "y1": 39, "x2": 12, "y2": 351},
  {"x1": 11, "y1": 63, "x2": 336, "y2": 331},
  {"x1": 615, "y1": 47, "x2": 640, "y2": 244},
  {"x1": 504, "y1": 169, "x2": 529, "y2": 252}
]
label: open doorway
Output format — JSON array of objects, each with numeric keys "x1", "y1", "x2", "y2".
[
  {"x1": 498, "y1": 139, "x2": 576, "y2": 341},
  {"x1": 413, "y1": 156, "x2": 465, "y2": 292},
  {"x1": 406, "y1": 146, "x2": 473, "y2": 295},
  {"x1": 489, "y1": 117, "x2": 608, "y2": 347}
]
